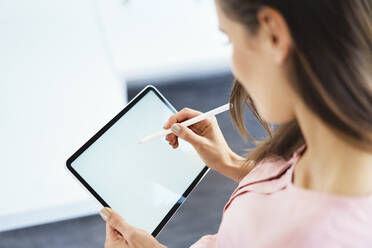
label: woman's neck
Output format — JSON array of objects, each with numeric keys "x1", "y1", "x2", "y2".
[{"x1": 293, "y1": 102, "x2": 372, "y2": 197}]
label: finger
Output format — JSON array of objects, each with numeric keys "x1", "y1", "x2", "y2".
[
  {"x1": 166, "y1": 134, "x2": 177, "y2": 145},
  {"x1": 170, "y1": 138, "x2": 177, "y2": 145},
  {"x1": 172, "y1": 140, "x2": 178, "y2": 149},
  {"x1": 170, "y1": 135, "x2": 177, "y2": 145},
  {"x1": 163, "y1": 108, "x2": 202, "y2": 129},
  {"x1": 106, "y1": 222, "x2": 122, "y2": 242},
  {"x1": 168, "y1": 133, "x2": 177, "y2": 141},
  {"x1": 170, "y1": 123, "x2": 205, "y2": 146},
  {"x1": 164, "y1": 114, "x2": 179, "y2": 130},
  {"x1": 100, "y1": 207, "x2": 131, "y2": 235}
]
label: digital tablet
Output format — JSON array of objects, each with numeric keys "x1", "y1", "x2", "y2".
[{"x1": 66, "y1": 85, "x2": 209, "y2": 236}]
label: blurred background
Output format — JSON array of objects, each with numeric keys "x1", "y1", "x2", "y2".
[{"x1": 0, "y1": 0, "x2": 269, "y2": 247}]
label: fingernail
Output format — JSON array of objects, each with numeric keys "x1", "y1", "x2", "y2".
[
  {"x1": 171, "y1": 124, "x2": 180, "y2": 134},
  {"x1": 100, "y1": 207, "x2": 111, "y2": 221}
]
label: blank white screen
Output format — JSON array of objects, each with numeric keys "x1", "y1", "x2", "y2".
[{"x1": 71, "y1": 89, "x2": 206, "y2": 233}]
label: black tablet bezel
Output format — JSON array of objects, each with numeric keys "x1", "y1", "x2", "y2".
[{"x1": 66, "y1": 85, "x2": 208, "y2": 237}]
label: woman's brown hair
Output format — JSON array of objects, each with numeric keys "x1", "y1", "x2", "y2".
[{"x1": 219, "y1": 0, "x2": 372, "y2": 170}]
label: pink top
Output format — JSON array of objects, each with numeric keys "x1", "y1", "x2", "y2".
[{"x1": 190, "y1": 145, "x2": 372, "y2": 248}]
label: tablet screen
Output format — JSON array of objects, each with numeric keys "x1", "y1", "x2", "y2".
[{"x1": 68, "y1": 87, "x2": 207, "y2": 235}]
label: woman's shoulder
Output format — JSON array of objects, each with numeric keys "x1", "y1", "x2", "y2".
[
  {"x1": 222, "y1": 145, "x2": 306, "y2": 213},
  {"x1": 239, "y1": 144, "x2": 306, "y2": 187}
]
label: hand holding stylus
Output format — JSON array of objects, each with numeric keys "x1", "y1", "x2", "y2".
[
  {"x1": 160, "y1": 104, "x2": 245, "y2": 183},
  {"x1": 137, "y1": 103, "x2": 231, "y2": 144}
]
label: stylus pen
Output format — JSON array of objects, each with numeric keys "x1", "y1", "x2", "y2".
[{"x1": 137, "y1": 103, "x2": 231, "y2": 144}]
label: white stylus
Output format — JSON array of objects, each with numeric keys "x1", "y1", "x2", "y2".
[{"x1": 137, "y1": 103, "x2": 231, "y2": 144}]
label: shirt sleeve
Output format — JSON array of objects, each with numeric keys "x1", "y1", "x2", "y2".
[{"x1": 189, "y1": 234, "x2": 217, "y2": 248}]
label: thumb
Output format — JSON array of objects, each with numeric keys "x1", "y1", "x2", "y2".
[
  {"x1": 100, "y1": 207, "x2": 130, "y2": 235},
  {"x1": 171, "y1": 123, "x2": 204, "y2": 146}
]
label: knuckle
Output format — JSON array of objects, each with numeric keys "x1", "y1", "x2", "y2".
[
  {"x1": 109, "y1": 215, "x2": 119, "y2": 227},
  {"x1": 182, "y1": 107, "x2": 191, "y2": 114},
  {"x1": 182, "y1": 131, "x2": 189, "y2": 140},
  {"x1": 167, "y1": 116, "x2": 175, "y2": 125},
  {"x1": 194, "y1": 140, "x2": 205, "y2": 151},
  {"x1": 126, "y1": 230, "x2": 136, "y2": 241},
  {"x1": 182, "y1": 107, "x2": 202, "y2": 117}
]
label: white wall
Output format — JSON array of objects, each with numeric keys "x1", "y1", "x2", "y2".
[
  {"x1": 94, "y1": 0, "x2": 232, "y2": 83},
  {"x1": 0, "y1": 0, "x2": 127, "y2": 231}
]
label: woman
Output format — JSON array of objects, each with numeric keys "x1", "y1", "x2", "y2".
[{"x1": 99, "y1": 0, "x2": 372, "y2": 247}]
